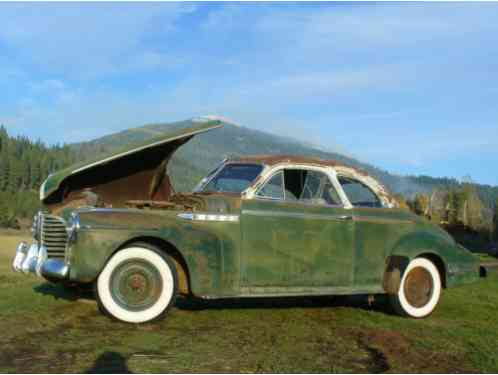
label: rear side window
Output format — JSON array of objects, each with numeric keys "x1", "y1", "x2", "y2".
[{"x1": 338, "y1": 176, "x2": 382, "y2": 208}]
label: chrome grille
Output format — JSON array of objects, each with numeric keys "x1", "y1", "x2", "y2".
[{"x1": 40, "y1": 214, "x2": 68, "y2": 259}]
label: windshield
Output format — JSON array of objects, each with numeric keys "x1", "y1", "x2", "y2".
[{"x1": 200, "y1": 163, "x2": 263, "y2": 194}]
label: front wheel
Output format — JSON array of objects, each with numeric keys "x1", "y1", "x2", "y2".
[
  {"x1": 96, "y1": 245, "x2": 178, "y2": 323},
  {"x1": 389, "y1": 257, "x2": 442, "y2": 318}
]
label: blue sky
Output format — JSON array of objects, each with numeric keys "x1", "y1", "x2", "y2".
[{"x1": 1, "y1": 2, "x2": 498, "y2": 185}]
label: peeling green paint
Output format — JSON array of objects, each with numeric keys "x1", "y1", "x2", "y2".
[{"x1": 65, "y1": 196, "x2": 479, "y2": 299}]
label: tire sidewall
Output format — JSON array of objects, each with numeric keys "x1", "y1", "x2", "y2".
[
  {"x1": 97, "y1": 246, "x2": 178, "y2": 323},
  {"x1": 397, "y1": 258, "x2": 441, "y2": 318}
]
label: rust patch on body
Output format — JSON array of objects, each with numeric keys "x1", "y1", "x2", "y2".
[
  {"x1": 383, "y1": 256, "x2": 409, "y2": 294},
  {"x1": 229, "y1": 154, "x2": 354, "y2": 169},
  {"x1": 173, "y1": 257, "x2": 190, "y2": 295}
]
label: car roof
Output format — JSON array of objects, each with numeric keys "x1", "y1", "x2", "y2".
[
  {"x1": 227, "y1": 154, "x2": 370, "y2": 176},
  {"x1": 227, "y1": 154, "x2": 398, "y2": 208}
]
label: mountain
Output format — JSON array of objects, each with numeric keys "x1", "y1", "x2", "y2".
[{"x1": 72, "y1": 119, "x2": 498, "y2": 209}]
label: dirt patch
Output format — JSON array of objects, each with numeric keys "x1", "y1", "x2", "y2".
[
  {"x1": 355, "y1": 330, "x2": 407, "y2": 373},
  {"x1": 346, "y1": 328, "x2": 477, "y2": 374}
]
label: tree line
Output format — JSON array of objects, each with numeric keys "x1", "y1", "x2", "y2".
[
  {"x1": 407, "y1": 174, "x2": 498, "y2": 213},
  {"x1": 0, "y1": 125, "x2": 77, "y2": 227},
  {"x1": 396, "y1": 184, "x2": 498, "y2": 250}
]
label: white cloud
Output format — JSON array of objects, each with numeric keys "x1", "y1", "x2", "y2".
[
  {"x1": 0, "y1": 3, "x2": 195, "y2": 78},
  {"x1": 1, "y1": 2, "x2": 498, "y2": 185},
  {"x1": 256, "y1": 3, "x2": 498, "y2": 48},
  {"x1": 263, "y1": 65, "x2": 407, "y2": 98}
]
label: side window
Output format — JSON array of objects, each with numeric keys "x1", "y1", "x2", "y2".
[
  {"x1": 338, "y1": 176, "x2": 382, "y2": 208},
  {"x1": 256, "y1": 171, "x2": 284, "y2": 199},
  {"x1": 322, "y1": 180, "x2": 342, "y2": 206},
  {"x1": 300, "y1": 171, "x2": 322, "y2": 200},
  {"x1": 283, "y1": 169, "x2": 342, "y2": 206}
]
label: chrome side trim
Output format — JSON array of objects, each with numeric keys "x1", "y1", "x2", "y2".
[
  {"x1": 352, "y1": 216, "x2": 413, "y2": 225},
  {"x1": 178, "y1": 212, "x2": 240, "y2": 222},
  {"x1": 242, "y1": 209, "x2": 352, "y2": 222}
]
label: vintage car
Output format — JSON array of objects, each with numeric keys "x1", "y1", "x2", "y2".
[{"x1": 12, "y1": 119, "x2": 481, "y2": 323}]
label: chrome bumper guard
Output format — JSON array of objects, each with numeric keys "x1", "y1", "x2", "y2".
[{"x1": 12, "y1": 241, "x2": 69, "y2": 280}]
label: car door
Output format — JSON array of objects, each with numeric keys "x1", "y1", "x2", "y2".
[
  {"x1": 337, "y1": 176, "x2": 414, "y2": 288},
  {"x1": 240, "y1": 167, "x2": 355, "y2": 291}
]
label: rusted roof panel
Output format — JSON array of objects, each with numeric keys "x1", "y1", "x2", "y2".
[{"x1": 228, "y1": 154, "x2": 368, "y2": 174}]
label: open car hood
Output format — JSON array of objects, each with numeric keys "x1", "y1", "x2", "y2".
[{"x1": 41, "y1": 119, "x2": 223, "y2": 209}]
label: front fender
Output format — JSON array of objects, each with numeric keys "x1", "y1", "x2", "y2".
[{"x1": 67, "y1": 209, "x2": 241, "y2": 296}]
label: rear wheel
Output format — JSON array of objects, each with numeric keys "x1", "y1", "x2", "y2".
[
  {"x1": 389, "y1": 257, "x2": 441, "y2": 318},
  {"x1": 96, "y1": 245, "x2": 178, "y2": 323}
]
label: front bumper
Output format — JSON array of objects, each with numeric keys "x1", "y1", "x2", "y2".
[{"x1": 12, "y1": 241, "x2": 69, "y2": 280}]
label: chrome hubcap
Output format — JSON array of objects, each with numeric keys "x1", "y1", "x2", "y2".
[
  {"x1": 110, "y1": 259, "x2": 163, "y2": 312},
  {"x1": 404, "y1": 266, "x2": 434, "y2": 308}
]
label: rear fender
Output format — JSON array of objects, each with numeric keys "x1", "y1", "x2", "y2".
[{"x1": 383, "y1": 232, "x2": 452, "y2": 294}]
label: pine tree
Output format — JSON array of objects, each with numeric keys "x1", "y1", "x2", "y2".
[
  {"x1": 0, "y1": 193, "x2": 9, "y2": 228},
  {"x1": 8, "y1": 156, "x2": 22, "y2": 193},
  {"x1": 31, "y1": 160, "x2": 42, "y2": 190},
  {"x1": 21, "y1": 153, "x2": 31, "y2": 191},
  {"x1": 0, "y1": 156, "x2": 6, "y2": 192},
  {"x1": 0, "y1": 125, "x2": 7, "y2": 153},
  {"x1": 413, "y1": 193, "x2": 429, "y2": 216},
  {"x1": 494, "y1": 199, "x2": 498, "y2": 242}
]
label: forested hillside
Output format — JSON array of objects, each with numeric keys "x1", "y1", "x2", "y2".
[{"x1": 0, "y1": 126, "x2": 77, "y2": 227}]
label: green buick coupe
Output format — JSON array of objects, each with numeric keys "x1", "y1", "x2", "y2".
[{"x1": 12, "y1": 119, "x2": 481, "y2": 323}]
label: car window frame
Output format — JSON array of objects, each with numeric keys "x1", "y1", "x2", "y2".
[
  {"x1": 252, "y1": 165, "x2": 346, "y2": 208},
  {"x1": 254, "y1": 170, "x2": 285, "y2": 200},
  {"x1": 193, "y1": 158, "x2": 227, "y2": 192},
  {"x1": 336, "y1": 175, "x2": 385, "y2": 209},
  {"x1": 195, "y1": 161, "x2": 265, "y2": 194}
]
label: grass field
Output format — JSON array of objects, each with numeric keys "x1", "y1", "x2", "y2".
[{"x1": 1, "y1": 231, "x2": 498, "y2": 373}]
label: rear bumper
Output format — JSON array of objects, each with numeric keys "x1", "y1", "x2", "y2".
[{"x1": 12, "y1": 241, "x2": 69, "y2": 280}]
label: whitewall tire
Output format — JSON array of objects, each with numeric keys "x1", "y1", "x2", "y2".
[
  {"x1": 390, "y1": 257, "x2": 442, "y2": 318},
  {"x1": 96, "y1": 245, "x2": 178, "y2": 324}
]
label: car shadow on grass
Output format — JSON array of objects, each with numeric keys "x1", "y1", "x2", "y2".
[
  {"x1": 176, "y1": 294, "x2": 396, "y2": 316},
  {"x1": 33, "y1": 282, "x2": 396, "y2": 316},
  {"x1": 33, "y1": 282, "x2": 95, "y2": 302},
  {"x1": 85, "y1": 352, "x2": 132, "y2": 374}
]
